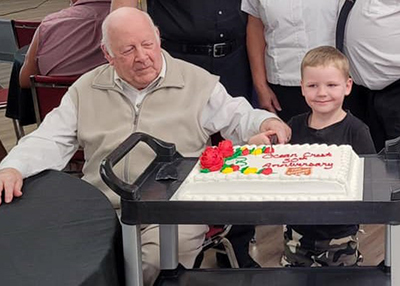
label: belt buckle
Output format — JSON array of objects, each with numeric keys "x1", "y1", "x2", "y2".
[{"x1": 213, "y1": 43, "x2": 226, "y2": 58}]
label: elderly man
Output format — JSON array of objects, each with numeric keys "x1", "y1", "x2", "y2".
[{"x1": 0, "y1": 7, "x2": 290, "y2": 285}]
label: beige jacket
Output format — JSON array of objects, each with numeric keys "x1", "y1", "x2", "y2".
[{"x1": 69, "y1": 51, "x2": 219, "y2": 207}]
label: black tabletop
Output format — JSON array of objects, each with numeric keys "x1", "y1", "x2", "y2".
[
  {"x1": 118, "y1": 155, "x2": 400, "y2": 226},
  {"x1": 5, "y1": 45, "x2": 36, "y2": 125},
  {"x1": 0, "y1": 170, "x2": 124, "y2": 286}
]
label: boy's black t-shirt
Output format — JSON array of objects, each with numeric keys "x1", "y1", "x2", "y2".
[{"x1": 287, "y1": 111, "x2": 376, "y2": 240}]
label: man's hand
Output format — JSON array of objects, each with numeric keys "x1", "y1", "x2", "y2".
[
  {"x1": 249, "y1": 130, "x2": 277, "y2": 145},
  {"x1": 0, "y1": 168, "x2": 23, "y2": 205},
  {"x1": 259, "y1": 118, "x2": 291, "y2": 144}
]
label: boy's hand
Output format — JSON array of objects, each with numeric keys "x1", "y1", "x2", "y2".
[{"x1": 0, "y1": 168, "x2": 23, "y2": 205}]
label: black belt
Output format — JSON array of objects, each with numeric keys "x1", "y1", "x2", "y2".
[{"x1": 162, "y1": 39, "x2": 240, "y2": 58}]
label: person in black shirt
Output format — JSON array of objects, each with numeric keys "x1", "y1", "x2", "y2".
[
  {"x1": 146, "y1": 0, "x2": 259, "y2": 269},
  {"x1": 147, "y1": 0, "x2": 253, "y2": 104},
  {"x1": 250, "y1": 46, "x2": 375, "y2": 266}
]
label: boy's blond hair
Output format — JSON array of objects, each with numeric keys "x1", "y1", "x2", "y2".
[{"x1": 301, "y1": 46, "x2": 350, "y2": 79}]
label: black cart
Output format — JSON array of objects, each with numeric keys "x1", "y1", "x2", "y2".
[{"x1": 101, "y1": 132, "x2": 400, "y2": 286}]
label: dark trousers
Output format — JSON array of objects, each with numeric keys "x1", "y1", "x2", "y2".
[
  {"x1": 164, "y1": 44, "x2": 257, "y2": 266},
  {"x1": 224, "y1": 224, "x2": 256, "y2": 266},
  {"x1": 344, "y1": 79, "x2": 400, "y2": 152},
  {"x1": 268, "y1": 84, "x2": 311, "y2": 123}
]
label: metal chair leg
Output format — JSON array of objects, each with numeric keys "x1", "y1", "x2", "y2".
[
  {"x1": 221, "y1": 237, "x2": 239, "y2": 268},
  {"x1": 12, "y1": 119, "x2": 25, "y2": 141},
  {"x1": 385, "y1": 225, "x2": 391, "y2": 267}
]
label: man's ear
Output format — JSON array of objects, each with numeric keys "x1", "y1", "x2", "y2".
[
  {"x1": 155, "y1": 27, "x2": 161, "y2": 45},
  {"x1": 101, "y1": 44, "x2": 114, "y2": 65}
]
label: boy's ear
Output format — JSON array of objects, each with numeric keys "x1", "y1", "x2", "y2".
[
  {"x1": 345, "y1": 77, "x2": 353, "y2": 96},
  {"x1": 300, "y1": 80, "x2": 306, "y2": 97}
]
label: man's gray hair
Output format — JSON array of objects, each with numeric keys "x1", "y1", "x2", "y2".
[{"x1": 101, "y1": 9, "x2": 160, "y2": 57}]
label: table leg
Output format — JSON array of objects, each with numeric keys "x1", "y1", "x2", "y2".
[
  {"x1": 391, "y1": 224, "x2": 400, "y2": 286},
  {"x1": 385, "y1": 225, "x2": 391, "y2": 268},
  {"x1": 159, "y1": 224, "x2": 179, "y2": 269},
  {"x1": 122, "y1": 224, "x2": 143, "y2": 286}
]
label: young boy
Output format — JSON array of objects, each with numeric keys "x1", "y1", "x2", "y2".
[{"x1": 250, "y1": 46, "x2": 376, "y2": 266}]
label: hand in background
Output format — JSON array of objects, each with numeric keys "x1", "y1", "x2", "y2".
[
  {"x1": 0, "y1": 168, "x2": 23, "y2": 205},
  {"x1": 256, "y1": 85, "x2": 282, "y2": 114}
]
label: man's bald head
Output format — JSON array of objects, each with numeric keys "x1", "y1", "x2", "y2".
[
  {"x1": 100, "y1": 7, "x2": 163, "y2": 89},
  {"x1": 101, "y1": 7, "x2": 159, "y2": 56}
]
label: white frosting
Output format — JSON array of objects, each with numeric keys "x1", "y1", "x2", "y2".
[{"x1": 171, "y1": 144, "x2": 364, "y2": 201}]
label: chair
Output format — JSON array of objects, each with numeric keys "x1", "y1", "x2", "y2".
[
  {"x1": 0, "y1": 19, "x2": 18, "y2": 115},
  {"x1": 0, "y1": 19, "x2": 18, "y2": 62},
  {"x1": 8, "y1": 19, "x2": 40, "y2": 140},
  {"x1": 193, "y1": 225, "x2": 239, "y2": 268},
  {"x1": 0, "y1": 88, "x2": 7, "y2": 109},
  {"x1": 30, "y1": 74, "x2": 84, "y2": 175},
  {"x1": 11, "y1": 20, "x2": 40, "y2": 49},
  {"x1": 30, "y1": 75, "x2": 79, "y2": 125}
]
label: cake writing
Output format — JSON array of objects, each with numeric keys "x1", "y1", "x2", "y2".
[
  {"x1": 262, "y1": 151, "x2": 333, "y2": 170},
  {"x1": 263, "y1": 151, "x2": 332, "y2": 159}
]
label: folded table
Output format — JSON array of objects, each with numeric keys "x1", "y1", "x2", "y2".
[{"x1": 0, "y1": 170, "x2": 124, "y2": 286}]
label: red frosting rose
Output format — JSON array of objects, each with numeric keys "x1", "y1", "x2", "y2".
[
  {"x1": 218, "y1": 140, "x2": 234, "y2": 158},
  {"x1": 200, "y1": 146, "x2": 224, "y2": 171}
]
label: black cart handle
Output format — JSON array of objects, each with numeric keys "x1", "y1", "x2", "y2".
[{"x1": 100, "y1": 132, "x2": 178, "y2": 200}]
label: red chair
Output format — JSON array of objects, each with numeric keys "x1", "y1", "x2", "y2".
[
  {"x1": 30, "y1": 75, "x2": 79, "y2": 125},
  {"x1": 30, "y1": 75, "x2": 84, "y2": 175},
  {"x1": 11, "y1": 20, "x2": 40, "y2": 49},
  {"x1": 0, "y1": 88, "x2": 7, "y2": 109},
  {"x1": 193, "y1": 225, "x2": 239, "y2": 268}
]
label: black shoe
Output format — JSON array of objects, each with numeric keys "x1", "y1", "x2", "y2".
[{"x1": 216, "y1": 253, "x2": 261, "y2": 268}]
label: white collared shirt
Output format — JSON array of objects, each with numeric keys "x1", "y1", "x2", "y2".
[
  {"x1": 344, "y1": 0, "x2": 400, "y2": 90},
  {"x1": 113, "y1": 55, "x2": 167, "y2": 112},
  {"x1": 241, "y1": 0, "x2": 342, "y2": 86},
  {"x1": 1, "y1": 57, "x2": 276, "y2": 178}
]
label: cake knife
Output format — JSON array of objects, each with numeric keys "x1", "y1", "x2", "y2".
[{"x1": 269, "y1": 134, "x2": 278, "y2": 149}]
